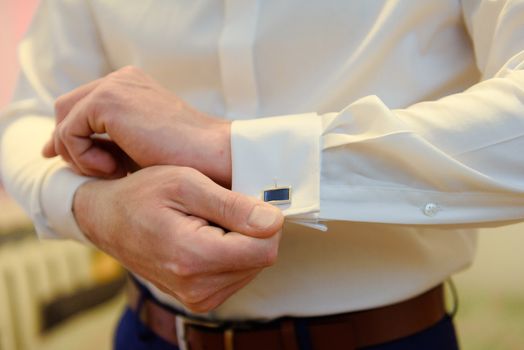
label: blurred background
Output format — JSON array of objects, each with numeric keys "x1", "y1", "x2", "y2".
[{"x1": 0, "y1": 1, "x2": 523, "y2": 349}]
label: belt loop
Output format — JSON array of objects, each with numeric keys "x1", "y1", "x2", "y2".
[
  {"x1": 446, "y1": 278, "x2": 460, "y2": 318},
  {"x1": 175, "y1": 316, "x2": 189, "y2": 350},
  {"x1": 294, "y1": 319, "x2": 312, "y2": 350},
  {"x1": 224, "y1": 328, "x2": 235, "y2": 350}
]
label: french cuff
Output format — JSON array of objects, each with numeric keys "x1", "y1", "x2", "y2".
[
  {"x1": 36, "y1": 160, "x2": 93, "y2": 244},
  {"x1": 231, "y1": 113, "x2": 325, "y2": 230}
]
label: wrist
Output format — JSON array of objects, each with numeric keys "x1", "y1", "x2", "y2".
[
  {"x1": 72, "y1": 180, "x2": 106, "y2": 246},
  {"x1": 194, "y1": 117, "x2": 232, "y2": 188},
  {"x1": 213, "y1": 119, "x2": 232, "y2": 188}
]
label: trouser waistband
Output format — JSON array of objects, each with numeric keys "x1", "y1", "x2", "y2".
[{"x1": 127, "y1": 278, "x2": 447, "y2": 350}]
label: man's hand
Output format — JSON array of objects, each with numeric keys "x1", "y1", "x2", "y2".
[
  {"x1": 75, "y1": 165, "x2": 283, "y2": 312},
  {"x1": 42, "y1": 66, "x2": 232, "y2": 186}
]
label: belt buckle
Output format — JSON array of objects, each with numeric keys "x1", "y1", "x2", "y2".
[{"x1": 175, "y1": 315, "x2": 235, "y2": 350}]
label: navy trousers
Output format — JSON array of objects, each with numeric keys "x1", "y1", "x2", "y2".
[{"x1": 114, "y1": 307, "x2": 460, "y2": 350}]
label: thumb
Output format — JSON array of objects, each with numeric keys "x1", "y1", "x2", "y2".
[{"x1": 184, "y1": 174, "x2": 284, "y2": 238}]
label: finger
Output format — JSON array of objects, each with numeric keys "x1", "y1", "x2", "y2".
[
  {"x1": 132, "y1": 258, "x2": 260, "y2": 311},
  {"x1": 173, "y1": 169, "x2": 284, "y2": 239},
  {"x1": 168, "y1": 268, "x2": 261, "y2": 307},
  {"x1": 42, "y1": 128, "x2": 61, "y2": 158},
  {"x1": 42, "y1": 137, "x2": 57, "y2": 158},
  {"x1": 160, "y1": 211, "x2": 280, "y2": 274},
  {"x1": 54, "y1": 78, "x2": 103, "y2": 125},
  {"x1": 53, "y1": 127, "x2": 74, "y2": 164},
  {"x1": 182, "y1": 268, "x2": 261, "y2": 298},
  {"x1": 45, "y1": 80, "x2": 102, "y2": 158},
  {"x1": 208, "y1": 229, "x2": 281, "y2": 270},
  {"x1": 60, "y1": 130, "x2": 117, "y2": 177},
  {"x1": 186, "y1": 224, "x2": 281, "y2": 273},
  {"x1": 58, "y1": 99, "x2": 119, "y2": 176},
  {"x1": 68, "y1": 137, "x2": 119, "y2": 176},
  {"x1": 183, "y1": 270, "x2": 260, "y2": 313},
  {"x1": 205, "y1": 186, "x2": 284, "y2": 238},
  {"x1": 91, "y1": 139, "x2": 133, "y2": 178}
]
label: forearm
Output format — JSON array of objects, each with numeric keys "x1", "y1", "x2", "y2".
[
  {"x1": 319, "y1": 69, "x2": 524, "y2": 224},
  {"x1": 0, "y1": 115, "x2": 91, "y2": 241},
  {"x1": 173, "y1": 115, "x2": 233, "y2": 188},
  {"x1": 0, "y1": 0, "x2": 109, "y2": 240},
  {"x1": 231, "y1": 68, "x2": 524, "y2": 228}
]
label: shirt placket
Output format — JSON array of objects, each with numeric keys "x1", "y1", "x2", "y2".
[{"x1": 219, "y1": 0, "x2": 260, "y2": 120}]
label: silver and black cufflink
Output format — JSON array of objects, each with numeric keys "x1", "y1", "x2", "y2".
[{"x1": 262, "y1": 180, "x2": 291, "y2": 205}]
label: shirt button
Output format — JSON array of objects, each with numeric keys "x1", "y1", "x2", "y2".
[{"x1": 423, "y1": 203, "x2": 440, "y2": 217}]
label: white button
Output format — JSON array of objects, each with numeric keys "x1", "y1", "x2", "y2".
[{"x1": 423, "y1": 203, "x2": 440, "y2": 217}]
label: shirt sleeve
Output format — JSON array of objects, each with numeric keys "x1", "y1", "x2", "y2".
[
  {"x1": 231, "y1": 0, "x2": 524, "y2": 227},
  {"x1": 0, "y1": 0, "x2": 109, "y2": 242}
]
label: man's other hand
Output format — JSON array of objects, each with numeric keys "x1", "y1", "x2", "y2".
[
  {"x1": 74, "y1": 166, "x2": 283, "y2": 313},
  {"x1": 43, "y1": 66, "x2": 232, "y2": 187}
]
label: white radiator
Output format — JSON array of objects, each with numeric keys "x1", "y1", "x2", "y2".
[{"x1": 0, "y1": 239, "x2": 93, "y2": 350}]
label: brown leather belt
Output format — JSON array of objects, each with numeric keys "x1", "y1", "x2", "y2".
[{"x1": 127, "y1": 280, "x2": 446, "y2": 350}]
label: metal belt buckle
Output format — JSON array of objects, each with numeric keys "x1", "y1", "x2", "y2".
[
  {"x1": 224, "y1": 328, "x2": 235, "y2": 350},
  {"x1": 175, "y1": 315, "x2": 235, "y2": 350}
]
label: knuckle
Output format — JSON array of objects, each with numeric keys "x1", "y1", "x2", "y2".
[
  {"x1": 118, "y1": 65, "x2": 143, "y2": 76},
  {"x1": 177, "y1": 166, "x2": 199, "y2": 178},
  {"x1": 54, "y1": 96, "x2": 68, "y2": 119},
  {"x1": 169, "y1": 261, "x2": 197, "y2": 278},
  {"x1": 168, "y1": 176, "x2": 186, "y2": 198},
  {"x1": 93, "y1": 83, "x2": 116, "y2": 101},
  {"x1": 91, "y1": 85, "x2": 118, "y2": 114},
  {"x1": 56, "y1": 123, "x2": 69, "y2": 141},
  {"x1": 169, "y1": 167, "x2": 197, "y2": 196},
  {"x1": 57, "y1": 123, "x2": 78, "y2": 148},
  {"x1": 185, "y1": 302, "x2": 213, "y2": 314}
]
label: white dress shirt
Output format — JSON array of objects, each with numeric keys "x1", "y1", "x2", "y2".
[{"x1": 2, "y1": 0, "x2": 524, "y2": 320}]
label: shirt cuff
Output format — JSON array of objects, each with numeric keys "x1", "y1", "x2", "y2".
[
  {"x1": 36, "y1": 161, "x2": 92, "y2": 244},
  {"x1": 231, "y1": 113, "x2": 324, "y2": 229}
]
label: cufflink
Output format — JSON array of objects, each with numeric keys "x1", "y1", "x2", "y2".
[{"x1": 262, "y1": 181, "x2": 291, "y2": 205}]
